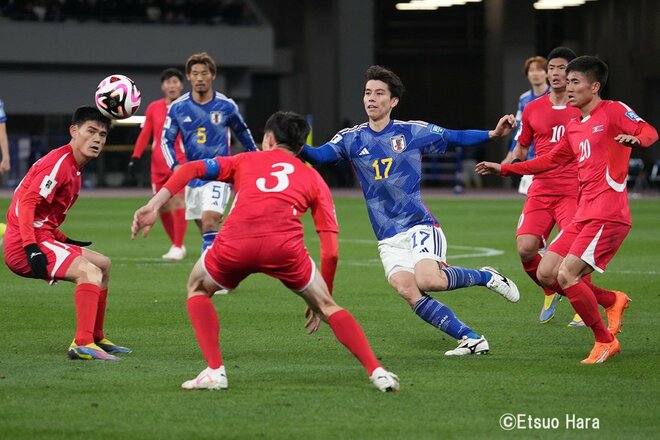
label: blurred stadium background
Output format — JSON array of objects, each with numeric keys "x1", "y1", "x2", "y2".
[{"x1": 0, "y1": 0, "x2": 658, "y2": 192}]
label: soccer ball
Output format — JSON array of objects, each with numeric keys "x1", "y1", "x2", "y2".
[{"x1": 94, "y1": 74, "x2": 141, "y2": 120}]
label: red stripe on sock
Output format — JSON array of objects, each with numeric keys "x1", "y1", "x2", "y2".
[
  {"x1": 187, "y1": 295, "x2": 222, "y2": 369},
  {"x1": 173, "y1": 208, "x2": 187, "y2": 248},
  {"x1": 93, "y1": 288, "x2": 108, "y2": 341},
  {"x1": 74, "y1": 283, "x2": 100, "y2": 346},
  {"x1": 563, "y1": 282, "x2": 613, "y2": 343},
  {"x1": 327, "y1": 309, "x2": 381, "y2": 375}
]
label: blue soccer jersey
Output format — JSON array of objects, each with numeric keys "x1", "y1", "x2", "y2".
[
  {"x1": 0, "y1": 99, "x2": 7, "y2": 123},
  {"x1": 301, "y1": 120, "x2": 490, "y2": 240},
  {"x1": 161, "y1": 91, "x2": 257, "y2": 187}
]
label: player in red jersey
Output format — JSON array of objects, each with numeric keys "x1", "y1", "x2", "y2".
[
  {"x1": 477, "y1": 56, "x2": 658, "y2": 364},
  {"x1": 508, "y1": 47, "x2": 586, "y2": 325},
  {"x1": 3, "y1": 106, "x2": 131, "y2": 361},
  {"x1": 129, "y1": 68, "x2": 188, "y2": 261},
  {"x1": 132, "y1": 111, "x2": 400, "y2": 392}
]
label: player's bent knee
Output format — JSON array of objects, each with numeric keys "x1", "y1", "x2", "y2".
[{"x1": 76, "y1": 260, "x2": 103, "y2": 285}]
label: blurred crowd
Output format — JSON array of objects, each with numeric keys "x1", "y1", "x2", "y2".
[{"x1": 0, "y1": 0, "x2": 258, "y2": 26}]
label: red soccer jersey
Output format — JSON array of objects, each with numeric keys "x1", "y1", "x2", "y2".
[
  {"x1": 503, "y1": 100, "x2": 658, "y2": 224},
  {"x1": 6, "y1": 144, "x2": 81, "y2": 245},
  {"x1": 132, "y1": 98, "x2": 185, "y2": 171},
  {"x1": 212, "y1": 149, "x2": 339, "y2": 240},
  {"x1": 518, "y1": 95, "x2": 581, "y2": 197}
]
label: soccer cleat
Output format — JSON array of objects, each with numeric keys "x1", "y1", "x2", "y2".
[
  {"x1": 181, "y1": 366, "x2": 228, "y2": 390},
  {"x1": 568, "y1": 314, "x2": 586, "y2": 327},
  {"x1": 480, "y1": 267, "x2": 520, "y2": 303},
  {"x1": 0, "y1": 222, "x2": 6, "y2": 247},
  {"x1": 605, "y1": 291, "x2": 631, "y2": 335},
  {"x1": 369, "y1": 367, "x2": 400, "y2": 392},
  {"x1": 444, "y1": 335, "x2": 490, "y2": 356},
  {"x1": 67, "y1": 341, "x2": 121, "y2": 361},
  {"x1": 539, "y1": 293, "x2": 562, "y2": 323},
  {"x1": 162, "y1": 245, "x2": 186, "y2": 261},
  {"x1": 96, "y1": 338, "x2": 132, "y2": 354},
  {"x1": 580, "y1": 336, "x2": 620, "y2": 364}
]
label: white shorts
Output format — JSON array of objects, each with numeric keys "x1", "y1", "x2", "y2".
[
  {"x1": 377, "y1": 224, "x2": 447, "y2": 280},
  {"x1": 184, "y1": 182, "x2": 232, "y2": 220}
]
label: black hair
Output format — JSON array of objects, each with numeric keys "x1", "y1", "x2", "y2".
[
  {"x1": 547, "y1": 46, "x2": 577, "y2": 63},
  {"x1": 566, "y1": 56, "x2": 609, "y2": 93},
  {"x1": 72, "y1": 106, "x2": 111, "y2": 130},
  {"x1": 160, "y1": 67, "x2": 184, "y2": 83},
  {"x1": 264, "y1": 111, "x2": 310, "y2": 155},
  {"x1": 365, "y1": 65, "x2": 406, "y2": 99}
]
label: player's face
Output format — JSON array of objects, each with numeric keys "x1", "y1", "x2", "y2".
[
  {"x1": 161, "y1": 76, "x2": 184, "y2": 101},
  {"x1": 567, "y1": 71, "x2": 599, "y2": 109},
  {"x1": 364, "y1": 80, "x2": 398, "y2": 122},
  {"x1": 547, "y1": 57, "x2": 569, "y2": 90},
  {"x1": 187, "y1": 63, "x2": 215, "y2": 95},
  {"x1": 70, "y1": 121, "x2": 108, "y2": 161},
  {"x1": 527, "y1": 62, "x2": 547, "y2": 87}
]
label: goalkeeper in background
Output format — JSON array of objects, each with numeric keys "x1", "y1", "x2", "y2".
[{"x1": 3, "y1": 106, "x2": 130, "y2": 361}]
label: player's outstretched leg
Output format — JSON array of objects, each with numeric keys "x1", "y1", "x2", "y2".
[
  {"x1": 479, "y1": 267, "x2": 520, "y2": 302},
  {"x1": 445, "y1": 335, "x2": 490, "y2": 356}
]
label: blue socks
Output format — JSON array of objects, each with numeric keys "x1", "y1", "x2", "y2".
[
  {"x1": 441, "y1": 266, "x2": 492, "y2": 290},
  {"x1": 413, "y1": 295, "x2": 479, "y2": 339},
  {"x1": 202, "y1": 231, "x2": 217, "y2": 251}
]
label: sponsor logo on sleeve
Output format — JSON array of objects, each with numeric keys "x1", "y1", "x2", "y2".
[
  {"x1": 429, "y1": 124, "x2": 444, "y2": 134},
  {"x1": 625, "y1": 111, "x2": 643, "y2": 122}
]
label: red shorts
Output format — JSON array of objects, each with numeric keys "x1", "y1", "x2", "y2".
[
  {"x1": 4, "y1": 229, "x2": 82, "y2": 281},
  {"x1": 517, "y1": 194, "x2": 578, "y2": 245},
  {"x1": 150, "y1": 159, "x2": 183, "y2": 195},
  {"x1": 547, "y1": 219, "x2": 630, "y2": 273},
  {"x1": 202, "y1": 233, "x2": 315, "y2": 292}
]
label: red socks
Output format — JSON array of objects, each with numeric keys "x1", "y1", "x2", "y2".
[
  {"x1": 582, "y1": 275, "x2": 616, "y2": 308},
  {"x1": 522, "y1": 253, "x2": 555, "y2": 296},
  {"x1": 328, "y1": 310, "x2": 381, "y2": 375},
  {"x1": 173, "y1": 208, "x2": 187, "y2": 248},
  {"x1": 74, "y1": 283, "x2": 100, "y2": 346},
  {"x1": 93, "y1": 288, "x2": 108, "y2": 341},
  {"x1": 563, "y1": 282, "x2": 613, "y2": 343},
  {"x1": 187, "y1": 295, "x2": 222, "y2": 369},
  {"x1": 160, "y1": 211, "x2": 176, "y2": 244}
]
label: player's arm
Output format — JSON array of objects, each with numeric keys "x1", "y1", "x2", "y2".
[
  {"x1": 132, "y1": 159, "x2": 220, "y2": 239},
  {"x1": 228, "y1": 109, "x2": 258, "y2": 152},
  {"x1": 446, "y1": 114, "x2": 517, "y2": 147},
  {"x1": 161, "y1": 109, "x2": 181, "y2": 171},
  {"x1": 614, "y1": 122, "x2": 658, "y2": 147},
  {"x1": 0, "y1": 122, "x2": 9, "y2": 173},
  {"x1": 511, "y1": 141, "x2": 530, "y2": 162},
  {"x1": 299, "y1": 143, "x2": 343, "y2": 165},
  {"x1": 476, "y1": 137, "x2": 572, "y2": 176},
  {"x1": 131, "y1": 106, "x2": 153, "y2": 160},
  {"x1": 16, "y1": 190, "x2": 49, "y2": 277},
  {"x1": 310, "y1": 182, "x2": 340, "y2": 295}
]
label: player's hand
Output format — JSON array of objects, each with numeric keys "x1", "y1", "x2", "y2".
[
  {"x1": 614, "y1": 134, "x2": 641, "y2": 147},
  {"x1": 127, "y1": 157, "x2": 138, "y2": 177},
  {"x1": 24, "y1": 243, "x2": 49, "y2": 278},
  {"x1": 489, "y1": 114, "x2": 517, "y2": 138},
  {"x1": 131, "y1": 205, "x2": 158, "y2": 239},
  {"x1": 0, "y1": 157, "x2": 10, "y2": 174},
  {"x1": 475, "y1": 161, "x2": 502, "y2": 176},
  {"x1": 65, "y1": 238, "x2": 93, "y2": 247},
  {"x1": 304, "y1": 306, "x2": 322, "y2": 334}
]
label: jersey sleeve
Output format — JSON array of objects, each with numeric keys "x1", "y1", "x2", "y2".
[
  {"x1": 132, "y1": 103, "x2": 154, "y2": 159},
  {"x1": 612, "y1": 102, "x2": 659, "y2": 147},
  {"x1": 415, "y1": 123, "x2": 451, "y2": 154},
  {"x1": 300, "y1": 131, "x2": 347, "y2": 164},
  {"x1": 501, "y1": 136, "x2": 573, "y2": 176},
  {"x1": 310, "y1": 172, "x2": 339, "y2": 233},
  {"x1": 227, "y1": 102, "x2": 257, "y2": 151},
  {"x1": 161, "y1": 106, "x2": 181, "y2": 170},
  {"x1": 517, "y1": 105, "x2": 534, "y2": 148}
]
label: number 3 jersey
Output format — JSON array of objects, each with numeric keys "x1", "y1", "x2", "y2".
[
  {"x1": 161, "y1": 91, "x2": 257, "y2": 188},
  {"x1": 197, "y1": 150, "x2": 339, "y2": 240},
  {"x1": 313, "y1": 120, "x2": 451, "y2": 240}
]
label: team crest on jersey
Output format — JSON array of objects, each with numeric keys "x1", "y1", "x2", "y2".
[
  {"x1": 625, "y1": 111, "x2": 643, "y2": 122},
  {"x1": 210, "y1": 111, "x2": 223, "y2": 125},
  {"x1": 390, "y1": 135, "x2": 407, "y2": 153}
]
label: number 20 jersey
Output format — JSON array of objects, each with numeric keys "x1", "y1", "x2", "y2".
[{"x1": 320, "y1": 120, "x2": 451, "y2": 240}]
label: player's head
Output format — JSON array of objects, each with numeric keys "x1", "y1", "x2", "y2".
[
  {"x1": 566, "y1": 56, "x2": 609, "y2": 107},
  {"x1": 70, "y1": 106, "x2": 111, "y2": 161},
  {"x1": 523, "y1": 56, "x2": 547, "y2": 87},
  {"x1": 186, "y1": 52, "x2": 217, "y2": 95},
  {"x1": 364, "y1": 65, "x2": 404, "y2": 122},
  {"x1": 262, "y1": 111, "x2": 310, "y2": 156},
  {"x1": 160, "y1": 68, "x2": 184, "y2": 101},
  {"x1": 546, "y1": 47, "x2": 577, "y2": 91}
]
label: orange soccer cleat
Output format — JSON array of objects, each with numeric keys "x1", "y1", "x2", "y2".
[
  {"x1": 606, "y1": 291, "x2": 631, "y2": 335},
  {"x1": 580, "y1": 336, "x2": 620, "y2": 364}
]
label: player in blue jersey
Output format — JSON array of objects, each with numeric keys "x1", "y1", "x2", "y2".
[
  {"x1": 162, "y1": 52, "x2": 257, "y2": 251},
  {"x1": 502, "y1": 56, "x2": 550, "y2": 168},
  {"x1": 0, "y1": 98, "x2": 9, "y2": 175},
  {"x1": 301, "y1": 65, "x2": 520, "y2": 356}
]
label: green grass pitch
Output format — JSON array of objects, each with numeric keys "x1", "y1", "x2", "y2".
[{"x1": 0, "y1": 195, "x2": 658, "y2": 439}]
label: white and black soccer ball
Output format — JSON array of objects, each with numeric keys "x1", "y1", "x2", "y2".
[{"x1": 94, "y1": 74, "x2": 141, "y2": 120}]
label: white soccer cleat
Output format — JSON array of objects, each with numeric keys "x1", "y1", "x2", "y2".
[
  {"x1": 481, "y1": 267, "x2": 520, "y2": 303},
  {"x1": 181, "y1": 366, "x2": 228, "y2": 390},
  {"x1": 444, "y1": 335, "x2": 490, "y2": 356},
  {"x1": 162, "y1": 245, "x2": 186, "y2": 261},
  {"x1": 369, "y1": 367, "x2": 400, "y2": 392}
]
